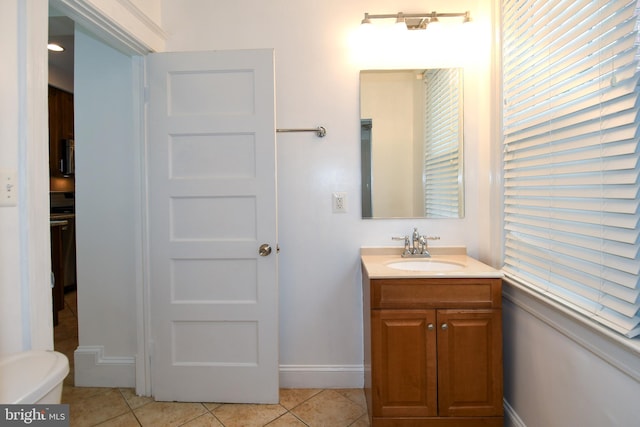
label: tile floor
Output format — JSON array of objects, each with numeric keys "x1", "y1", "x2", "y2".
[{"x1": 54, "y1": 291, "x2": 370, "y2": 427}]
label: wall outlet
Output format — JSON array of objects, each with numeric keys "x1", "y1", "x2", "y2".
[
  {"x1": 332, "y1": 192, "x2": 347, "y2": 213},
  {"x1": 0, "y1": 170, "x2": 18, "y2": 207}
]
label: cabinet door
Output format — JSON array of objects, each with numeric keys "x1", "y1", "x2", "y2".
[
  {"x1": 372, "y1": 309, "x2": 437, "y2": 417},
  {"x1": 437, "y1": 309, "x2": 503, "y2": 417},
  {"x1": 48, "y1": 86, "x2": 74, "y2": 175}
]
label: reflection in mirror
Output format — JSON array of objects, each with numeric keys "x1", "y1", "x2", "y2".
[{"x1": 360, "y1": 69, "x2": 464, "y2": 219}]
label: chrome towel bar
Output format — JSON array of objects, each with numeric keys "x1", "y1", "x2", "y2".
[{"x1": 276, "y1": 126, "x2": 326, "y2": 138}]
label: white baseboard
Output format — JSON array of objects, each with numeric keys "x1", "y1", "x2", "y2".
[
  {"x1": 279, "y1": 365, "x2": 364, "y2": 389},
  {"x1": 72, "y1": 351, "x2": 362, "y2": 390},
  {"x1": 74, "y1": 346, "x2": 136, "y2": 388},
  {"x1": 504, "y1": 399, "x2": 527, "y2": 427}
]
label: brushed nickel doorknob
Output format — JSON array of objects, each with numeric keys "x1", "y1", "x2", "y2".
[{"x1": 259, "y1": 244, "x2": 272, "y2": 257}]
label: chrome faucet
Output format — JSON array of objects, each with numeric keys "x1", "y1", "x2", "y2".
[
  {"x1": 392, "y1": 227, "x2": 440, "y2": 257},
  {"x1": 411, "y1": 227, "x2": 421, "y2": 254}
]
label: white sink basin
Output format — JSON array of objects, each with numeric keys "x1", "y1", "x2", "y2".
[{"x1": 386, "y1": 259, "x2": 464, "y2": 272}]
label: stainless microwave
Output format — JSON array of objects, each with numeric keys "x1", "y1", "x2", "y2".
[{"x1": 60, "y1": 139, "x2": 74, "y2": 176}]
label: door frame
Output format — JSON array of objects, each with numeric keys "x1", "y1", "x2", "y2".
[
  {"x1": 14, "y1": 0, "x2": 52, "y2": 352},
  {"x1": 38, "y1": 0, "x2": 159, "y2": 395}
]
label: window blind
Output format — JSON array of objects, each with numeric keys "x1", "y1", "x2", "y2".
[
  {"x1": 502, "y1": 0, "x2": 640, "y2": 338},
  {"x1": 424, "y1": 68, "x2": 464, "y2": 218}
]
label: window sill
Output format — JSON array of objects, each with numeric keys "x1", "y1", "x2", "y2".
[{"x1": 502, "y1": 276, "x2": 640, "y2": 382}]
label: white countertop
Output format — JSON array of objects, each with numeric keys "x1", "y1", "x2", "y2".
[{"x1": 361, "y1": 246, "x2": 503, "y2": 279}]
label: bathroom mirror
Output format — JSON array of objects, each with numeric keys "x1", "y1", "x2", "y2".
[{"x1": 360, "y1": 68, "x2": 464, "y2": 219}]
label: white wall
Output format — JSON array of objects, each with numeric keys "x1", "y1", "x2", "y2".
[
  {"x1": 72, "y1": 28, "x2": 140, "y2": 386},
  {"x1": 162, "y1": 0, "x2": 495, "y2": 386},
  {"x1": 503, "y1": 285, "x2": 640, "y2": 427}
]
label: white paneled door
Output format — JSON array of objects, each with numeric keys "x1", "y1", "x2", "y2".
[{"x1": 147, "y1": 49, "x2": 278, "y2": 403}]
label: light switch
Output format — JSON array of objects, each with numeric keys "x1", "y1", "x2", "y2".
[{"x1": 0, "y1": 170, "x2": 18, "y2": 207}]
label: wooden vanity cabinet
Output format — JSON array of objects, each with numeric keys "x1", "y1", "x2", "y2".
[{"x1": 363, "y1": 273, "x2": 503, "y2": 426}]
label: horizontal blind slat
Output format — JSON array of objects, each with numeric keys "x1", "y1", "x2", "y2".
[
  {"x1": 503, "y1": 0, "x2": 640, "y2": 337},
  {"x1": 424, "y1": 68, "x2": 462, "y2": 218},
  {"x1": 505, "y1": 2, "x2": 637, "y2": 93}
]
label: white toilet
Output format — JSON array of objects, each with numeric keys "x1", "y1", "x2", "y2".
[{"x1": 0, "y1": 350, "x2": 69, "y2": 404}]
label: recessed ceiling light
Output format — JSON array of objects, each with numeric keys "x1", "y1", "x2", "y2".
[{"x1": 48, "y1": 43, "x2": 64, "y2": 52}]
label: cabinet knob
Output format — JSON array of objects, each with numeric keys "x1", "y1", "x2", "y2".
[
  {"x1": 427, "y1": 323, "x2": 434, "y2": 331},
  {"x1": 441, "y1": 323, "x2": 448, "y2": 331}
]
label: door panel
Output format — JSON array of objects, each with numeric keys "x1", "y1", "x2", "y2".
[
  {"x1": 437, "y1": 309, "x2": 503, "y2": 417},
  {"x1": 147, "y1": 49, "x2": 278, "y2": 403},
  {"x1": 372, "y1": 309, "x2": 438, "y2": 417}
]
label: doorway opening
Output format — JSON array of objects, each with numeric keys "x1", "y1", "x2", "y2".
[{"x1": 48, "y1": 12, "x2": 78, "y2": 385}]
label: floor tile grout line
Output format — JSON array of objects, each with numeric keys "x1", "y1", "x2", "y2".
[
  {"x1": 202, "y1": 402, "x2": 230, "y2": 427},
  {"x1": 265, "y1": 410, "x2": 310, "y2": 427},
  {"x1": 117, "y1": 388, "x2": 144, "y2": 426},
  {"x1": 287, "y1": 410, "x2": 311, "y2": 427},
  {"x1": 283, "y1": 388, "x2": 322, "y2": 412},
  {"x1": 204, "y1": 401, "x2": 292, "y2": 427}
]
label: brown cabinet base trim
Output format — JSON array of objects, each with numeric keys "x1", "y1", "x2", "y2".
[{"x1": 371, "y1": 416, "x2": 504, "y2": 427}]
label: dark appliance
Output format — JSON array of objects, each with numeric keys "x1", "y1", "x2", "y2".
[
  {"x1": 50, "y1": 192, "x2": 76, "y2": 325},
  {"x1": 59, "y1": 139, "x2": 75, "y2": 176}
]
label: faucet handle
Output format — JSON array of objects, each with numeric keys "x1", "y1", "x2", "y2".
[
  {"x1": 392, "y1": 235, "x2": 410, "y2": 246},
  {"x1": 424, "y1": 236, "x2": 440, "y2": 241},
  {"x1": 392, "y1": 235, "x2": 412, "y2": 256}
]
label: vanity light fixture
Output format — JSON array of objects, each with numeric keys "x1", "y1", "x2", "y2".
[
  {"x1": 393, "y1": 12, "x2": 408, "y2": 32},
  {"x1": 360, "y1": 10, "x2": 471, "y2": 30}
]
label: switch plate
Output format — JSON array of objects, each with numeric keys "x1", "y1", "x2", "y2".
[
  {"x1": 332, "y1": 192, "x2": 347, "y2": 213},
  {"x1": 0, "y1": 170, "x2": 18, "y2": 207}
]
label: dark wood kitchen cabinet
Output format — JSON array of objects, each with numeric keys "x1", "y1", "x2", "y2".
[
  {"x1": 363, "y1": 274, "x2": 504, "y2": 426},
  {"x1": 48, "y1": 85, "x2": 74, "y2": 176}
]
